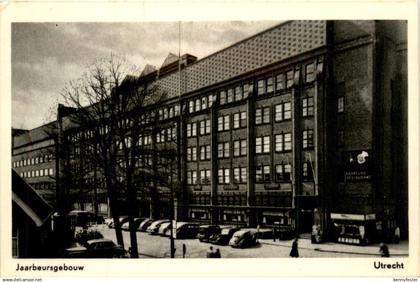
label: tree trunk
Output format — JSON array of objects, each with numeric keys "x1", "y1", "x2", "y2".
[
  {"x1": 127, "y1": 176, "x2": 139, "y2": 258},
  {"x1": 106, "y1": 176, "x2": 124, "y2": 247}
]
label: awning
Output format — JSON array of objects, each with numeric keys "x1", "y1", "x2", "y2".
[{"x1": 330, "y1": 213, "x2": 376, "y2": 221}]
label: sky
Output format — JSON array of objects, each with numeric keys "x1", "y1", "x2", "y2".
[{"x1": 12, "y1": 21, "x2": 279, "y2": 130}]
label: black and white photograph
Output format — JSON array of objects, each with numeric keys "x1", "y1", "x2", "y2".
[{"x1": 1, "y1": 0, "x2": 419, "y2": 278}]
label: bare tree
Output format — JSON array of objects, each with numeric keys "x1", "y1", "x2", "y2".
[{"x1": 59, "y1": 54, "x2": 173, "y2": 258}]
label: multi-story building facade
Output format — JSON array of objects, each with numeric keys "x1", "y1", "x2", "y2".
[
  {"x1": 12, "y1": 20, "x2": 407, "y2": 244},
  {"x1": 12, "y1": 124, "x2": 57, "y2": 205}
]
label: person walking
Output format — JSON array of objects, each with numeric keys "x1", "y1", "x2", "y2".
[
  {"x1": 289, "y1": 239, "x2": 299, "y2": 258},
  {"x1": 379, "y1": 243, "x2": 390, "y2": 257},
  {"x1": 182, "y1": 243, "x2": 187, "y2": 258},
  {"x1": 206, "y1": 246, "x2": 215, "y2": 258},
  {"x1": 394, "y1": 227, "x2": 400, "y2": 244}
]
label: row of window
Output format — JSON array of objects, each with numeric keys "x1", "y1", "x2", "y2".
[
  {"x1": 188, "y1": 94, "x2": 216, "y2": 113},
  {"x1": 20, "y1": 168, "x2": 54, "y2": 178},
  {"x1": 13, "y1": 154, "x2": 54, "y2": 168},
  {"x1": 186, "y1": 163, "x2": 313, "y2": 185},
  {"x1": 256, "y1": 63, "x2": 316, "y2": 96},
  {"x1": 187, "y1": 130, "x2": 311, "y2": 162},
  {"x1": 219, "y1": 84, "x2": 251, "y2": 105}
]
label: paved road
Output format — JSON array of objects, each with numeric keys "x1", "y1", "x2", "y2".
[{"x1": 92, "y1": 224, "x2": 373, "y2": 258}]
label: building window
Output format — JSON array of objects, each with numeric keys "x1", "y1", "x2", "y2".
[
  {"x1": 276, "y1": 73, "x2": 285, "y2": 91},
  {"x1": 189, "y1": 100, "x2": 194, "y2": 113},
  {"x1": 227, "y1": 88, "x2": 234, "y2": 103},
  {"x1": 200, "y1": 169, "x2": 211, "y2": 184},
  {"x1": 174, "y1": 104, "x2": 180, "y2": 116},
  {"x1": 187, "y1": 170, "x2": 198, "y2": 185},
  {"x1": 303, "y1": 129, "x2": 314, "y2": 149},
  {"x1": 302, "y1": 97, "x2": 314, "y2": 117},
  {"x1": 233, "y1": 139, "x2": 247, "y2": 157},
  {"x1": 218, "y1": 168, "x2": 230, "y2": 184},
  {"x1": 275, "y1": 132, "x2": 292, "y2": 152},
  {"x1": 195, "y1": 98, "x2": 201, "y2": 112},
  {"x1": 233, "y1": 111, "x2": 246, "y2": 129},
  {"x1": 220, "y1": 91, "x2": 227, "y2": 105},
  {"x1": 235, "y1": 86, "x2": 243, "y2": 101},
  {"x1": 275, "y1": 164, "x2": 292, "y2": 182},
  {"x1": 256, "y1": 165, "x2": 270, "y2": 183},
  {"x1": 257, "y1": 79, "x2": 265, "y2": 95},
  {"x1": 187, "y1": 122, "x2": 197, "y2": 137},
  {"x1": 255, "y1": 107, "x2": 270, "y2": 125},
  {"x1": 163, "y1": 108, "x2": 169, "y2": 119},
  {"x1": 303, "y1": 162, "x2": 313, "y2": 181},
  {"x1": 266, "y1": 77, "x2": 274, "y2": 93},
  {"x1": 305, "y1": 63, "x2": 315, "y2": 83},
  {"x1": 168, "y1": 106, "x2": 174, "y2": 118},
  {"x1": 233, "y1": 167, "x2": 247, "y2": 184},
  {"x1": 243, "y1": 83, "x2": 251, "y2": 98},
  {"x1": 274, "y1": 102, "x2": 291, "y2": 121},
  {"x1": 187, "y1": 147, "x2": 197, "y2": 161},
  {"x1": 200, "y1": 119, "x2": 211, "y2": 135},
  {"x1": 256, "y1": 136, "x2": 270, "y2": 154},
  {"x1": 201, "y1": 96, "x2": 208, "y2": 110},
  {"x1": 286, "y1": 70, "x2": 294, "y2": 88},
  {"x1": 218, "y1": 115, "x2": 230, "y2": 131},
  {"x1": 338, "y1": 97, "x2": 344, "y2": 113},
  {"x1": 200, "y1": 145, "x2": 211, "y2": 161},
  {"x1": 49, "y1": 168, "x2": 54, "y2": 176},
  {"x1": 218, "y1": 142, "x2": 230, "y2": 158}
]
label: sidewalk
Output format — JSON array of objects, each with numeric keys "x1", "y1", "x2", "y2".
[{"x1": 259, "y1": 238, "x2": 409, "y2": 257}]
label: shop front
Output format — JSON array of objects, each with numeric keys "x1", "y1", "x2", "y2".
[{"x1": 330, "y1": 213, "x2": 376, "y2": 245}]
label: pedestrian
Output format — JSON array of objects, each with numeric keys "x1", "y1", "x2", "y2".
[
  {"x1": 182, "y1": 243, "x2": 187, "y2": 258},
  {"x1": 379, "y1": 243, "x2": 390, "y2": 257},
  {"x1": 394, "y1": 226, "x2": 400, "y2": 244},
  {"x1": 214, "y1": 248, "x2": 221, "y2": 258},
  {"x1": 206, "y1": 246, "x2": 214, "y2": 258},
  {"x1": 272, "y1": 225, "x2": 277, "y2": 242},
  {"x1": 289, "y1": 239, "x2": 299, "y2": 258}
]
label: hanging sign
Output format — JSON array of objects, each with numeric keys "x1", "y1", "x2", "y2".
[{"x1": 343, "y1": 150, "x2": 372, "y2": 181}]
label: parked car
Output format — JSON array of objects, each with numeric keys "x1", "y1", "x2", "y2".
[
  {"x1": 157, "y1": 221, "x2": 174, "y2": 236},
  {"x1": 197, "y1": 225, "x2": 221, "y2": 242},
  {"x1": 121, "y1": 217, "x2": 147, "y2": 230},
  {"x1": 65, "y1": 239, "x2": 127, "y2": 258},
  {"x1": 229, "y1": 230, "x2": 258, "y2": 248},
  {"x1": 108, "y1": 216, "x2": 129, "y2": 229},
  {"x1": 138, "y1": 218, "x2": 154, "y2": 232},
  {"x1": 163, "y1": 222, "x2": 200, "y2": 239},
  {"x1": 146, "y1": 219, "x2": 170, "y2": 235},
  {"x1": 174, "y1": 222, "x2": 200, "y2": 239},
  {"x1": 209, "y1": 226, "x2": 241, "y2": 245}
]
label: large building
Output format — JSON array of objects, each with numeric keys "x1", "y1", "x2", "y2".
[{"x1": 12, "y1": 20, "x2": 408, "y2": 244}]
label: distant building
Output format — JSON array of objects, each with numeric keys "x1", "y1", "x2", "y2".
[
  {"x1": 12, "y1": 20, "x2": 408, "y2": 244},
  {"x1": 12, "y1": 122, "x2": 57, "y2": 205}
]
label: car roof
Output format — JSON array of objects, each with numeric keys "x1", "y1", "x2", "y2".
[
  {"x1": 199, "y1": 224, "x2": 219, "y2": 228},
  {"x1": 233, "y1": 230, "x2": 251, "y2": 236},
  {"x1": 176, "y1": 222, "x2": 198, "y2": 227},
  {"x1": 86, "y1": 239, "x2": 115, "y2": 244}
]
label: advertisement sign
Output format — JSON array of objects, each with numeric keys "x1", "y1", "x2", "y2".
[{"x1": 342, "y1": 150, "x2": 372, "y2": 181}]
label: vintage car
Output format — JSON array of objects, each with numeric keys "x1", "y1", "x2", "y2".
[
  {"x1": 65, "y1": 239, "x2": 127, "y2": 258},
  {"x1": 229, "y1": 230, "x2": 258, "y2": 248},
  {"x1": 209, "y1": 226, "x2": 241, "y2": 245}
]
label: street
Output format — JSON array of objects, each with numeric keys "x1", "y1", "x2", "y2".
[{"x1": 90, "y1": 224, "x2": 394, "y2": 258}]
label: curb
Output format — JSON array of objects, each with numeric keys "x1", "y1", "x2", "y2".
[{"x1": 260, "y1": 241, "x2": 408, "y2": 257}]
